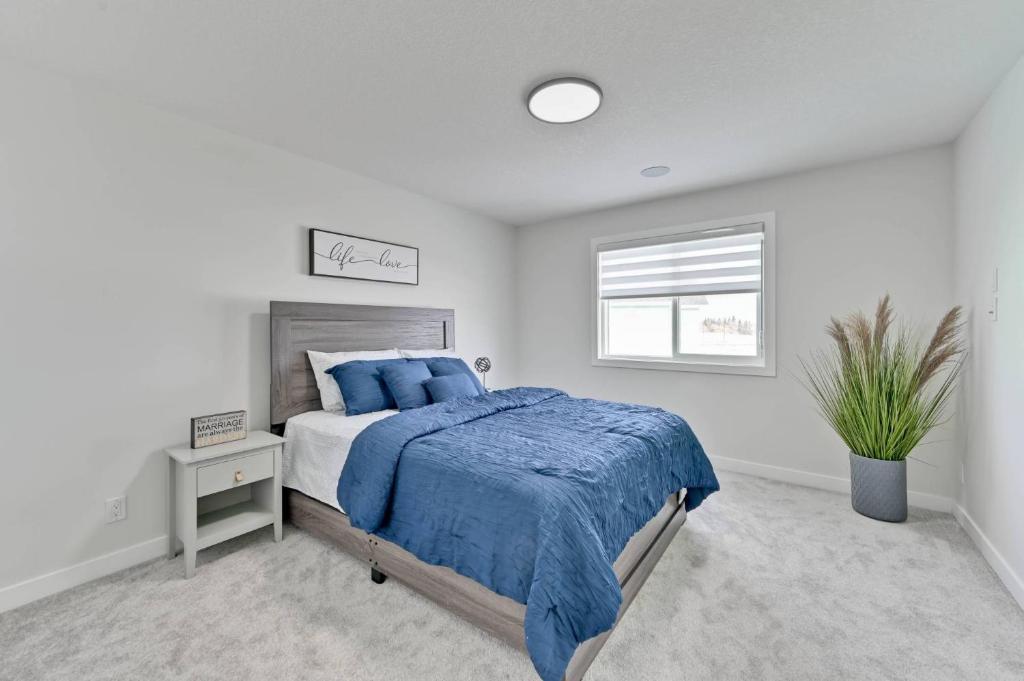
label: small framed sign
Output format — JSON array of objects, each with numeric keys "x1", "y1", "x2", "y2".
[
  {"x1": 191, "y1": 410, "x2": 248, "y2": 449},
  {"x1": 309, "y1": 228, "x2": 419, "y2": 285}
]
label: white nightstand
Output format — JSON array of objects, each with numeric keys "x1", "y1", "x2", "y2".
[{"x1": 165, "y1": 431, "x2": 285, "y2": 578}]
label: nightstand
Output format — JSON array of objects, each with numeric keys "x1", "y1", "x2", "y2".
[{"x1": 165, "y1": 431, "x2": 285, "y2": 578}]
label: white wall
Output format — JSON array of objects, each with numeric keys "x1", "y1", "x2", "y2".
[
  {"x1": 0, "y1": 59, "x2": 517, "y2": 599},
  {"x1": 517, "y1": 146, "x2": 958, "y2": 502},
  {"x1": 954, "y1": 54, "x2": 1024, "y2": 604}
]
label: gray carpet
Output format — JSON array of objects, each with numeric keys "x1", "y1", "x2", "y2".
[{"x1": 3, "y1": 472, "x2": 1023, "y2": 681}]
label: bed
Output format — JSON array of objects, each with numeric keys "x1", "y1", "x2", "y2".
[{"x1": 270, "y1": 301, "x2": 717, "y2": 681}]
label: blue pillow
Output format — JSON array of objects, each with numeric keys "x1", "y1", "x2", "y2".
[
  {"x1": 378, "y1": 361, "x2": 433, "y2": 411},
  {"x1": 424, "y1": 374, "x2": 480, "y2": 403},
  {"x1": 423, "y1": 357, "x2": 485, "y2": 395},
  {"x1": 326, "y1": 358, "x2": 408, "y2": 416}
]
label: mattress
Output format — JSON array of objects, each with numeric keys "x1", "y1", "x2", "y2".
[{"x1": 282, "y1": 409, "x2": 396, "y2": 512}]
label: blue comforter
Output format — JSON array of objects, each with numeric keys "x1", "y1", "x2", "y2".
[{"x1": 338, "y1": 387, "x2": 719, "y2": 681}]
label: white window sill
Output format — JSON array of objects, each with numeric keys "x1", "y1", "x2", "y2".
[{"x1": 592, "y1": 356, "x2": 777, "y2": 377}]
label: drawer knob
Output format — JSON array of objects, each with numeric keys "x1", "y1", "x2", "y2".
[{"x1": 234, "y1": 471, "x2": 244, "y2": 483}]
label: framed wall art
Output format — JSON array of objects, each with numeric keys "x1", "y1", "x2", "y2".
[{"x1": 309, "y1": 228, "x2": 419, "y2": 285}]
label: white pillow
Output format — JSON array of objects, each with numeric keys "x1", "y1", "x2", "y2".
[
  {"x1": 307, "y1": 349, "x2": 401, "y2": 412},
  {"x1": 398, "y1": 348, "x2": 457, "y2": 359}
]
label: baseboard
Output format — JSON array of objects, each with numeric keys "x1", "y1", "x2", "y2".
[
  {"x1": 710, "y1": 455, "x2": 953, "y2": 513},
  {"x1": 953, "y1": 504, "x2": 1024, "y2": 610},
  {"x1": 0, "y1": 535, "x2": 167, "y2": 614},
  {"x1": 0, "y1": 467, "x2": 999, "y2": 616}
]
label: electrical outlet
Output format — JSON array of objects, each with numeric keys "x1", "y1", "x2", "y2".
[{"x1": 105, "y1": 496, "x2": 126, "y2": 524}]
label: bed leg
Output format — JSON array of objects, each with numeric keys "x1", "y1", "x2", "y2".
[{"x1": 370, "y1": 567, "x2": 387, "y2": 584}]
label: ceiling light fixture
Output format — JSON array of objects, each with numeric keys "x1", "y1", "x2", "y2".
[
  {"x1": 527, "y1": 77, "x2": 602, "y2": 124},
  {"x1": 640, "y1": 166, "x2": 671, "y2": 178}
]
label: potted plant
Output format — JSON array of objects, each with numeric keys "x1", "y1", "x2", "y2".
[{"x1": 801, "y1": 295, "x2": 965, "y2": 522}]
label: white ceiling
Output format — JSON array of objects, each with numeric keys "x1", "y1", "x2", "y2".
[{"x1": 2, "y1": 1, "x2": 1023, "y2": 225}]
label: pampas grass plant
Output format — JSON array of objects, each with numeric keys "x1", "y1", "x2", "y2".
[{"x1": 801, "y1": 295, "x2": 965, "y2": 461}]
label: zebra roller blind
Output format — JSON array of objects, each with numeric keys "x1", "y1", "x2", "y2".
[{"x1": 597, "y1": 222, "x2": 764, "y2": 300}]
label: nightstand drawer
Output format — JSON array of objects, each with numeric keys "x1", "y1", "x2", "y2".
[{"x1": 196, "y1": 449, "x2": 274, "y2": 497}]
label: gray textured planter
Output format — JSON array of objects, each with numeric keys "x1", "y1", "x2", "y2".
[{"x1": 849, "y1": 452, "x2": 907, "y2": 522}]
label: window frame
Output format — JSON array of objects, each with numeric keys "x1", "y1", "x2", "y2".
[{"x1": 591, "y1": 212, "x2": 776, "y2": 377}]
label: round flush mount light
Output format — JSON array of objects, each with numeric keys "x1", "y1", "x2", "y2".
[
  {"x1": 640, "y1": 165, "x2": 671, "y2": 178},
  {"x1": 527, "y1": 77, "x2": 602, "y2": 124}
]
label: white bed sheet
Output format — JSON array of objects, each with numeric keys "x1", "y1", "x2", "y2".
[{"x1": 282, "y1": 409, "x2": 396, "y2": 513}]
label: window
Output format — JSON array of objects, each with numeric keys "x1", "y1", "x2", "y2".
[{"x1": 593, "y1": 214, "x2": 775, "y2": 376}]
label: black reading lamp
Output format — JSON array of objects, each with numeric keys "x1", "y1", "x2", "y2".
[{"x1": 474, "y1": 356, "x2": 492, "y2": 390}]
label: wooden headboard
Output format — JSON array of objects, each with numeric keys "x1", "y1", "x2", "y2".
[{"x1": 270, "y1": 301, "x2": 455, "y2": 428}]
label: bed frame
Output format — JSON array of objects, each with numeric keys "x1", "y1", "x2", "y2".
[{"x1": 269, "y1": 301, "x2": 686, "y2": 681}]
